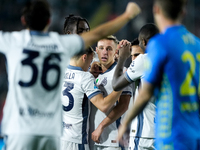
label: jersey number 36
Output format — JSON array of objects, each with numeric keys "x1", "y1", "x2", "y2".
[{"x1": 18, "y1": 49, "x2": 61, "y2": 91}]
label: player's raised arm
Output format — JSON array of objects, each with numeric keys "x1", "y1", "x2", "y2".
[
  {"x1": 81, "y1": 2, "x2": 141, "y2": 49},
  {"x1": 112, "y1": 40, "x2": 132, "y2": 91}
]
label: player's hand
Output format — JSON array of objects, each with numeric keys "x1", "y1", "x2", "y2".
[
  {"x1": 91, "y1": 125, "x2": 103, "y2": 143},
  {"x1": 117, "y1": 123, "x2": 127, "y2": 142},
  {"x1": 90, "y1": 61, "x2": 103, "y2": 78},
  {"x1": 125, "y1": 2, "x2": 141, "y2": 20},
  {"x1": 118, "y1": 40, "x2": 131, "y2": 59}
]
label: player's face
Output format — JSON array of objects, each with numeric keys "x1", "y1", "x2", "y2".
[
  {"x1": 96, "y1": 39, "x2": 117, "y2": 68},
  {"x1": 68, "y1": 20, "x2": 89, "y2": 35},
  {"x1": 131, "y1": 45, "x2": 144, "y2": 61},
  {"x1": 76, "y1": 20, "x2": 90, "y2": 35}
]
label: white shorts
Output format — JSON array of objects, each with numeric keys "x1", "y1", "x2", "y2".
[
  {"x1": 129, "y1": 136, "x2": 155, "y2": 150},
  {"x1": 3, "y1": 135, "x2": 59, "y2": 150},
  {"x1": 94, "y1": 145, "x2": 122, "y2": 150},
  {"x1": 60, "y1": 139, "x2": 90, "y2": 150}
]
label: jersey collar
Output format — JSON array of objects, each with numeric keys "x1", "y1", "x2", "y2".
[
  {"x1": 30, "y1": 31, "x2": 49, "y2": 36},
  {"x1": 101, "y1": 61, "x2": 117, "y2": 74},
  {"x1": 67, "y1": 65, "x2": 83, "y2": 71}
]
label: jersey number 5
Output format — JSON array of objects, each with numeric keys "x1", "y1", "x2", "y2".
[
  {"x1": 18, "y1": 49, "x2": 61, "y2": 91},
  {"x1": 62, "y1": 82, "x2": 74, "y2": 111}
]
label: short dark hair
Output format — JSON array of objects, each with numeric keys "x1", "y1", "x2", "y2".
[
  {"x1": 22, "y1": 0, "x2": 50, "y2": 31},
  {"x1": 131, "y1": 38, "x2": 139, "y2": 46},
  {"x1": 139, "y1": 23, "x2": 159, "y2": 41},
  {"x1": 154, "y1": 0, "x2": 187, "y2": 20},
  {"x1": 63, "y1": 14, "x2": 90, "y2": 34},
  {"x1": 73, "y1": 46, "x2": 94, "y2": 59}
]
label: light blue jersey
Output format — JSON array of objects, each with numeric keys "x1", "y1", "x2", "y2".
[{"x1": 144, "y1": 25, "x2": 200, "y2": 150}]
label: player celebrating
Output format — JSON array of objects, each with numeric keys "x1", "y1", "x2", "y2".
[
  {"x1": 117, "y1": 0, "x2": 200, "y2": 150},
  {"x1": 112, "y1": 24, "x2": 159, "y2": 150},
  {"x1": 0, "y1": 0, "x2": 141, "y2": 149}
]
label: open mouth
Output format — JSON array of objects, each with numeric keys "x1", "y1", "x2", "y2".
[{"x1": 101, "y1": 57, "x2": 108, "y2": 61}]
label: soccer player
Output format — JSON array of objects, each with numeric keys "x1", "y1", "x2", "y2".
[
  {"x1": 90, "y1": 35, "x2": 132, "y2": 150},
  {"x1": 61, "y1": 46, "x2": 124, "y2": 150},
  {"x1": 112, "y1": 24, "x2": 159, "y2": 150},
  {"x1": 117, "y1": 0, "x2": 200, "y2": 150},
  {"x1": 0, "y1": 0, "x2": 141, "y2": 149}
]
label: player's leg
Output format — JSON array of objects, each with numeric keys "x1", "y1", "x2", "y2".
[
  {"x1": 95, "y1": 145, "x2": 122, "y2": 150},
  {"x1": 3, "y1": 135, "x2": 59, "y2": 150},
  {"x1": 61, "y1": 140, "x2": 90, "y2": 150},
  {"x1": 137, "y1": 138, "x2": 155, "y2": 150}
]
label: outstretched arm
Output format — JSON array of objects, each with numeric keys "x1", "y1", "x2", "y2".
[
  {"x1": 117, "y1": 81, "x2": 154, "y2": 141},
  {"x1": 81, "y1": 2, "x2": 141, "y2": 49},
  {"x1": 92, "y1": 94, "x2": 131, "y2": 143}
]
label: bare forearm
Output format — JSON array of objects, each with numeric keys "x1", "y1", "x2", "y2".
[
  {"x1": 112, "y1": 56, "x2": 129, "y2": 91},
  {"x1": 99, "y1": 104, "x2": 128, "y2": 130},
  {"x1": 103, "y1": 91, "x2": 122, "y2": 112},
  {"x1": 91, "y1": 91, "x2": 122, "y2": 113}
]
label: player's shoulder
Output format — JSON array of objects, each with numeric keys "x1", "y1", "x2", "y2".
[
  {"x1": 147, "y1": 33, "x2": 167, "y2": 53},
  {"x1": 149, "y1": 33, "x2": 164, "y2": 44},
  {"x1": 84, "y1": 71, "x2": 95, "y2": 79},
  {"x1": 1, "y1": 29, "x2": 28, "y2": 38},
  {"x1": 77, "y1": 70, "x2": 95, "y2": 82}
]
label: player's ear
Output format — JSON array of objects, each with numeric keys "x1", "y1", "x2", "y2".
[
  {"x1": 47, "y1": 18, "x2": 51, "y2": 26},
  {"x1": 96, "y1": 47, "x2": 98, "y2": 53},
  {"x1": 21, "y1": 15, "x2": 26, "y2": 26},
  {"x1": 142, "y1": 38, "x2": 147, "y2": 47},
  {"x1": 153, "y1": 3, "x2": 159, "y2": 15},
  {"x1": 66, "y1": 31, "x2": 71, "y2": 34},
  {"x1": 82, "y1": 54, "x2": 87, "y2": 62},
  {"x1": 153, "y1": 3, "x2": 162, "y2": 16}
]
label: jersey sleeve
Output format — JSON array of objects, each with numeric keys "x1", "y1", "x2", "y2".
[
  {"x1": 144, "y1": 37, "x2": 167, "y2": 85},
  {"x1": 60, "y1": 34, "x2": 84, "y2": 58},
  {"x1": 82, "y1": 72, "x2": 101, "y2": 100},
  {"x1": 121, "y1": 67, "x2": 133, "y2": 96},
  {"x1": 124, "y1": 54, "x2": 146, "y2": 83}
]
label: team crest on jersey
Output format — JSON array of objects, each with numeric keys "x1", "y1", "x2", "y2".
[
  {"x1": 96, "y1": 77, "x2": 107, "y2": 86},
  {"x1": 101, "y1": 77, "x2": 107, "y2": 86},
  {"x1": 94, "y1": 81, "x2": 98, "y2": 89}
]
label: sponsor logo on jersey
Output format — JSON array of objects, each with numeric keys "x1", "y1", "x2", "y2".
[
  {"x1": 129, "y1": 61, "x2": 135, "y2": 73},
  {"x1": 63, "y1": 122, "x2": 72, "y2": 129},
  {"x1": 19, "y1": 107, "x2": 54, "y2": 117},
  {"x1": 27, "y1": 41, "x2": 58, "y2": 52}
]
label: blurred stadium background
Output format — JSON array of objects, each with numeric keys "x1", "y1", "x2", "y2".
[{"x1": 0, "y1": 0, "x2": 200, "y2": 115}]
